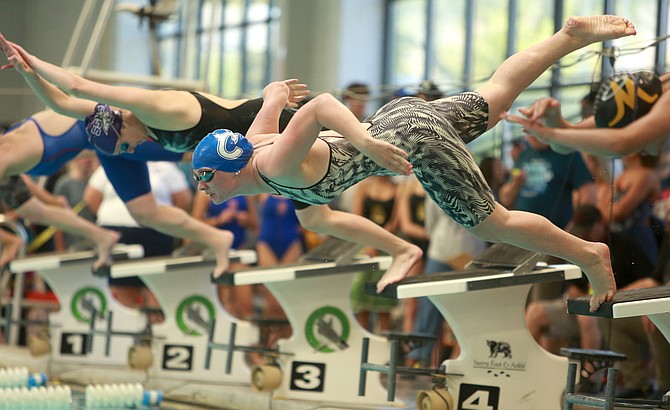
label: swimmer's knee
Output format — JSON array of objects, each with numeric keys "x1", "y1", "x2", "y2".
[{"x1": 127, "y1": 202, "x2": 161, "y2": 227}]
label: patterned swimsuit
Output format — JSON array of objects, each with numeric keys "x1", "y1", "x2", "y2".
[{"x1": 258, "y1": 92, "x2": 495, "y2": 228}]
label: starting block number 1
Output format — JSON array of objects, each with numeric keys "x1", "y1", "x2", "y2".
[
  {"x1": 458, "y1": 384, "x2": 499, "y2": 410},
  {"x1": 60, "y1": 332, "x2": 89, "y2": 356}
]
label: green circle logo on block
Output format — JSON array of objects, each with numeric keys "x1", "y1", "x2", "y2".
[
  {"x1": 175, "y1": 295, "x2": 216, "y2": 336},
  {"x1": 304, "y1": 306, "x2": 350, "y2": 353},
  {"x1": 70, "y1": 287, "x2": 107, "y2": 324}
]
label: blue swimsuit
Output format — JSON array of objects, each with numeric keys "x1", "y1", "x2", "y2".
[
  {"x1": 6, "y1": 118, "x2": 90, "y2": 177},
  {"x1": 1, "y1": 118, "x2": 90, "y2": 209},
  {"x1": 258, "y1": 196, "x2": 303, "y2": 259}
]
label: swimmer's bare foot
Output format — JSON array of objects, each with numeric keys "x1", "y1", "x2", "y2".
[
  {"x1": 92, "y1": 229, "x2": 121, "y2": 271},
  {"x1": 579, "y1": 242, "x2": 616, "y2": 312},
  {"x1": 210, "y1": 230, "x2": 234, "y2": 278},
  {"x1": 376, "y1": 244, "x2": 423, "y2": 293},
  {"x1": 562, "y1": 15, "x2": 636, "y2": 45},
  {"x1": 0, "y1": 234, "x2": 23, "y2": 267}
]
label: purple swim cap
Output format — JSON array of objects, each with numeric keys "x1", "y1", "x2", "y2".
[
  {"x1": 192, "y1": 129, "x2": 254, "y2": 173},
  {"x1": 85, "y1": 104, "x2": 122, "y2": 154}
]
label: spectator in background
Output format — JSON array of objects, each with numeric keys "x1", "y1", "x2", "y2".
[
  {"x1": 416, "y1": 80, "x2": 443, "y2": 102},
  {"x1": 84, "y1": 161, "x2": 191, "y2": 316},
  {"x1": 191, "y1": 192, "x2": 258, "y2": 318},
  {"x1": 407, "y1": 197, "x2": 487, "y2": 367},
  {"x1": 350, "y1": 176, "x2": 400, "y2": 332},
  {"x1": 525, "y1": 205, "x2": 606, "y2": 355},
  {"x1": 52, "y1": 154, "x2": 98, "y2": 251},
  {"x1": 333, "y1": 82, "x2": 372, "y2": 214},
  {"x1": 395, "y1": 175, "x2": 429, "y2": 334},
  {"x1": 499, "y1": 133, "x2": 596, "y2": 301},
  {"x1": 342, "y1": 82, "x2": 370, "y2": 121}
]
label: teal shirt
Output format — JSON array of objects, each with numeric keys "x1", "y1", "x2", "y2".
[{"x1": 513, "y1": 142, "x2": 593, "y2": 228}]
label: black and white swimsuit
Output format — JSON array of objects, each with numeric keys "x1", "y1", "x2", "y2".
[{"x1": 258, "y1": 92, "x2": 496, "y2": 228}]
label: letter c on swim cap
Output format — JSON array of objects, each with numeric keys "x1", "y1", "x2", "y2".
[{"x1": 216, "y1": 130, "x2": 244, "y2": 160}]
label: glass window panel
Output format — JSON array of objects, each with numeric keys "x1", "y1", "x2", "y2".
[
  {"x1": 472, "y1": 0, "x2": 509, "y2": 86},
  {"x1": 516, "y1": 0, "x2": 555, "y2": 88},
  {"x1": 431, "y1": 0, "x2": 465, "y2": 89},
  {"x1": 248, "y1": 0, "x2": 270, "y2": 22},
  {"x1": 386, "y1": 0, "x2": 426, "y2": 87},
  {"x1": 158, "y1": 0, "x2": 275, "y2": 97},
  {"x1": 245, "y1": 23, "x2": 269, "y2": 94},
  {"x1": 224, "y1": 0, "x2": 245, "y2": 25},
  {"x1": 609, "y1": 0, "x2": 658, "y2": 72}
]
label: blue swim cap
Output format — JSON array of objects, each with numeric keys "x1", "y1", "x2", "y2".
[
  {"x1": 85, "y1": 104, "x2": 122, "y2": 154},
  {"x1": 192, "y1": 129, "x2": 254, "y2": 173}
]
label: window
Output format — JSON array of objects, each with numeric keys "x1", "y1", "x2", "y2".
[
  {"x1": 385, "y1": 0, "x2": 668, "y2": 158},
  {"x1": 157, "y1": 0, "x2": 279, "y2": 97}
]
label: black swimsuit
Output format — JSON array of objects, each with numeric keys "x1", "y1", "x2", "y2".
[{"x1": 147, "y1": 92, "x2": 295, "y2": 152}]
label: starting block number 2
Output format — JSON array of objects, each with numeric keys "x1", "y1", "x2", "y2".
[
  {"x1": 458, "y1": 384, "x2": 499, "y2": 410},
  {"x1": 162, "y1": 344, "x2": 194, "y2": 371}
]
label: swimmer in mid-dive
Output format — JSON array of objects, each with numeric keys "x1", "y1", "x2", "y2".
[
  {"x1": 192, "y1": 15, "x2": 636, "y2": 312},
  {"x1": 0, "y1": 34, "x2": 307, "y2": 276}
]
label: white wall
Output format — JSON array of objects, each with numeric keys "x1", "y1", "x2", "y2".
[{"x1": 278, "y1": 0, "x2": 384, "y2": 95}]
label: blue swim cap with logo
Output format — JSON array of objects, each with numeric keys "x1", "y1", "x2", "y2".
[
  {"x1": 192, "y1": 129, "x2": 254, "y2": 173},
  {"x1": 85, "y1": 104, "x2": 122, "y2": 155}
]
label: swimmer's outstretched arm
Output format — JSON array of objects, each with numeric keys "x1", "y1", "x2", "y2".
[
  {"x1": 246, "y1": 80, "x2": 309, "y2": 139},
  {"x1": 504, "y1": 92, "x2": 670, "y2": 156},
  {"x1": 259, "y1": 83, "x2": 412, "y2": 177},
  {"x1": 0, "y1": 33, "x2": 94, "y2": 119},
  {"x1": 2, "y1": 35, "x2": 189, "y2": 127}
]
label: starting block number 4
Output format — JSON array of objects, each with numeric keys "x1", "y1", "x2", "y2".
[{"x1": 458, "y1": 384, "x2": 500, "y2": 410}]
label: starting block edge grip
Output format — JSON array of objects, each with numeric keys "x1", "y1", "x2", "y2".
[{"x1": 567, "y1": 286, "x2": 670, "y2": 318}]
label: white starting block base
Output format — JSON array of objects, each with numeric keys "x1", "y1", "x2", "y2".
[
  {"x1": 382, "y1": 263, "x2": 582, "y2": 410},
  {"x1": 220, "y1": 255, "x2": 396, "y2": 407},
  {"x1": 110, "y1": 250, "x2": 259, "y2": 387},
  {"x1": 0, "y1": 345, "x2": 49, "y2": 373},
  {"x1": 145, "y1": 381, "x2": 331, "y2": 410},
  {"x1": 8, "y1": 245, "x2": 147, "y2": 382},
  {"x1": 49, "y1": 363, "x2": 146, "y2": 386},
  {"x1": 147, "y1": 378, "x2": 408, "y2": 410}
]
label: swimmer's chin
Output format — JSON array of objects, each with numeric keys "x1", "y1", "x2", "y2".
[{"x1": 210, "y1": 193, "x2": 224, "y2": 205}]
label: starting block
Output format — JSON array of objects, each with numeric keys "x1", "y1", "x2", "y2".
[
  {"x1": 109, "y1": 249, "x2": 259, "y2": 394},
  {"x1": 214, "y1": 238, "x2": 396, "y2": 407},
  {"x1": 5, "y1": 244, "x2": 145, "y2": 384},
  {"x1": 564, "y1": 286, "x2": 670, "y2": 409},
  {"x1": 365, "y1": 243, "x2": 582, "y2": 410}
]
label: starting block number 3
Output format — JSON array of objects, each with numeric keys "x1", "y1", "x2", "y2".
[
  {"x1": 458, "y1": 384, "x2": 499, "y2": 410},
  {"x1": 290, "y1": 361, "x2": 325, "y2": 392}
]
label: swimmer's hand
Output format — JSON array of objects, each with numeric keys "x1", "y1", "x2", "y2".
[
  {"x1": 0, "y1": 33, "x2": 31, "y2": 73},
  {"x1": 263, "y1": 79, "x2": 310, "y2": 109},
  {"x1": 358, "y1": 138, "x2": 413, "y2": 176},
  {"x1": 283, "y1": 79, "x2": 310, "y2": 109}
]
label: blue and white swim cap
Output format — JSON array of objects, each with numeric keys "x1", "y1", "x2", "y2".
[
  {"x1": 192, "y1": 129, "x2": 254, "y2": 173},
  {"x1": 85, "y1": 104, "x2": 122, "y2": 155}
]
